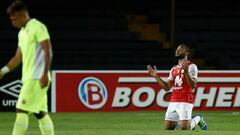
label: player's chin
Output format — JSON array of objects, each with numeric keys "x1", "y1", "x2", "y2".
[
  {"x1": 175, "y1": 55, "x2": 184, "y2": 59},
  {"x1": 12, "y1": 23, "x2": 21, "y2": 29}
]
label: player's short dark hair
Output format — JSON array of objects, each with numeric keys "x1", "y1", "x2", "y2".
[
  {"x1": 179, "y1": 43, "x2": 190, "y2": 53},
  {"x1": 7, "y1": 1, "x2": 28, "y2": 15}
]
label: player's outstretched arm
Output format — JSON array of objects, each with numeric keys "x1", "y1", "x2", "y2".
[
  {"x1": 147, "y1": 65, "x2": 173, "y2": 91},
  {"x1": 0, "y1": 47, "x2": 22, "y2": 79}
]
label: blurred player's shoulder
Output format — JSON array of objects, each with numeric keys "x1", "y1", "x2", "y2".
[
  {"x1": 28, "y1": 18, "x2": 46, "y2": 26},
  {"x1": 187, "y1": 61, "x2": 198, "y2": 69},
  {"x1": 27, "y1": 18, "x2": 49, "y2": 35},
  {"x1": 171, "y1": 65, "x2": 179, "y2": 70}
]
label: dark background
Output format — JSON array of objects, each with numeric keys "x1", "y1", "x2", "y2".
[{"x1": 1, "y1": 0, "x2": 240, "y2": 71}]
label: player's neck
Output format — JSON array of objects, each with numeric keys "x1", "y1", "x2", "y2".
[
  {"x1": 22, "y1": 14, "x2": 31, "y2": 27},
  {"x1": 178, "y1": 57, "x2": 188, "y2": 65}
]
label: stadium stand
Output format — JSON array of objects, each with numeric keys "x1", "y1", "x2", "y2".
[{"x1": 1, "y1": 0, "x2": 240, "y2": 70}]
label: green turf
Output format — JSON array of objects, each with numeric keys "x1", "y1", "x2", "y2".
[{"x1": 0, "y1": 111, "x2": 239, "y2": 135}]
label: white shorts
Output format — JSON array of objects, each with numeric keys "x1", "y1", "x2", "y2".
[{"x1": 165, "y1": 102, "x2": 193, "y2": 122}]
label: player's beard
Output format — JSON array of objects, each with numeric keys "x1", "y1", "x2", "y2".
[{"x1": 175, "y1": 55, "x2": 185, "y2": 59}]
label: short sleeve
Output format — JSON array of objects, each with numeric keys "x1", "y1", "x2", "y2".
[
  {"x1": 188, "y1": 64, "x2": 198, "y2": 79},
  {"x1": 168, "y1": 68, "x2": 174, "y2": 80},
  {"x1": 35, "y1": 22, "x2": 50, "y2": 42}
]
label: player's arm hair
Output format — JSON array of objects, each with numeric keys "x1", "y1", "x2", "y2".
[
  {"x1": 6, "y1": 47, "x2": 22, "y2": 71},
  {"x1": 185, "y1": 73, "x2": 197, "y2": 88},
  {"x1": 154, "y1": 76, "x2": 173, "y2": 91},
  {"x1": 40, "y1": 39, "x2": 53, "y2": 74}
]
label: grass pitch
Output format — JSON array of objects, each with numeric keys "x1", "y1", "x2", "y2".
[{"x1": 0, "y1": 111, "x2": 239, "y2": 135}]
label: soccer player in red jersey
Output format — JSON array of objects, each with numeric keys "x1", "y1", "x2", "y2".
[{"x1": 147, "y1": 44, "x2": 208, "y2": 130}]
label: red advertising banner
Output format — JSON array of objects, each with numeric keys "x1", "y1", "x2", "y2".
[{"x1": 51, "y1": 70, "x2": 240, "y2": 112}]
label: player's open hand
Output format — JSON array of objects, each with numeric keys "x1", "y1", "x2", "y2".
[
  {"x1": 40, "y1": 73, "x2": 48, "y2": 88},
  {"x1": 182, "y1": 62, "x2": 189, "y2": 74},
  {"x1": 147, "y1": 65, "x2": 158, "y2": 77},
  {"x1": 0, "y1": 72, "x2": 5, "y2": 79}
]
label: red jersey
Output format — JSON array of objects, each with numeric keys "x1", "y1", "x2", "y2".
[{"x1": 168, "y1": 61, "x2": 198, "y2": 103}]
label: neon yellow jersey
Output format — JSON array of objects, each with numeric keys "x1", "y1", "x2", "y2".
[{"x1": 18, "y1": 18, "x2": 51, "y2": 82}]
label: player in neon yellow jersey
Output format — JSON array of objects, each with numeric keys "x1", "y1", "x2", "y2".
[{"x1": 0, "y1": 1, "x2": 54, "y2": 135}]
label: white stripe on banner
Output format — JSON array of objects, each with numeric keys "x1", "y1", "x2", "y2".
[
  {"x1": 118, "y1": 77, "x2": 240, "y2": 83},
  {"x1": 51, "y1": 71, "x2": 57, "y2": 113}
]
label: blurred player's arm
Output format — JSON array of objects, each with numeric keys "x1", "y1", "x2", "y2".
[
  {"x1": 147, "y1": 65, "x2": 173, "y2": 91},
  {"x1": 39, "y1": 39, "x2": 53, "y2": 88},
  {"x1": 0, "y1": 47, "x2": 22, "y2": 78},
  {"x1": 182, "y1": 63, "x2": 197, "y2": 88}
]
